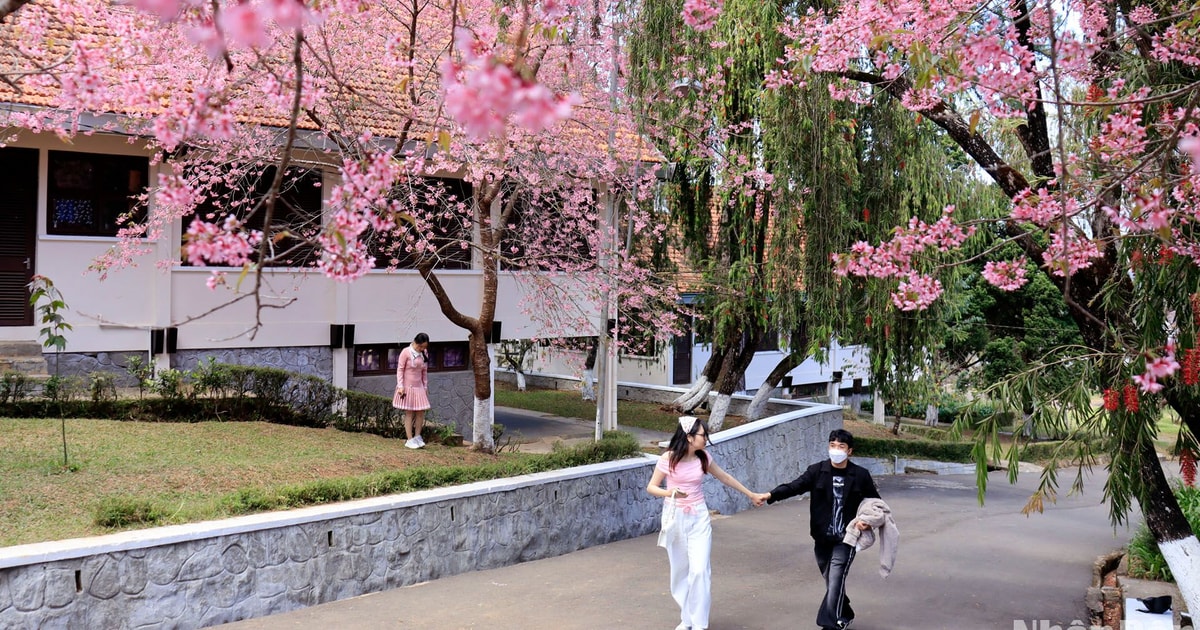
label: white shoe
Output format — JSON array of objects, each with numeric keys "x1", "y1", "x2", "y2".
[
  {"x1": 404, "y1": 438, "x2": 419, "y2": 449},
  {"x1": 415, "y1": 435, "x2": 426, "y2": 447}
]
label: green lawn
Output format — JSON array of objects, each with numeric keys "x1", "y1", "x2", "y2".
[
  {"x1": 493, "y1": 382, "x2": 746, "y2": 433},
  {"x1": 0, "y1": 418, "x2": 518, "y2": 547}
]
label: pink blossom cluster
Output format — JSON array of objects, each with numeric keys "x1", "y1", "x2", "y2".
[
  {"x1": 981, "y1": 258, "x2": 1029, "y2": 291},
  {"x1": 832, "y1": 206, "x2": 974, "y2": 311},
  {"x1": 131, "y1": 0, "x2": 317, "y2": 55},
  {"x1": 891, "y1": 273, "x2": 943, "y2": 311},
  {"x1": 681, "y1": 0, "x2": 723, "y2": 31},
  {"x1": 329, "y1": 153, "x2": 401, "y2": 226},
  {"x1": 1180, "y1": 137, "x2": 1200, "y2": 175},
  {"x1": 833, "y1": 206, "x2": 975, "y2": 279},
  {"x1": 150, "y1": 89, "x2": 237, "y2": 151},
  {"x1": 1133, "y1": 345, "x2": 1181, "y2": 394},
  {"x1": 1010, "y1": 188, "x2": 1082, "y2": 227},
  {"x1": 442, "y1": 28, "x2": 578, "y2": 139},
  {"x1": 1103, "y1": 190, "x2": 1174, "y2": 233},
  {"x1": 183, "y1": 216, "x2": 262, "y2": 268},
  {"x1": 1092, "y1": 86, "x2": 1150, "y2": 166},
  {"x1": 1153, "y1": 24, "x2": 1200, "y2": 68},
  {"x1": 316, "y1": 209, "x2": 375, "y2": 281},
  {"x1": 1041, "y1": 231, "x2": 1102, "y2": 277}
]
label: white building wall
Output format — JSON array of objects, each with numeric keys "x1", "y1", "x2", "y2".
[{"x1": 0, "y1": 130, "x2": 601, "y2": 387}]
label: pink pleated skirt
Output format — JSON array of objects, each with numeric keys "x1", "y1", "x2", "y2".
[{"x1": 393, "y1": 386, "x2": 431, "y2": 411}]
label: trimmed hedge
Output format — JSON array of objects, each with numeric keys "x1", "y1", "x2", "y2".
[
  {"x1": 0, "y1": 363, "x2": 405, "y2": 436},
  {"x1": 853, "y1": 436, "x2": 974, "y2": 463}
]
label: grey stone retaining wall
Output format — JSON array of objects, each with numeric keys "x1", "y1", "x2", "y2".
[{"x1": 0, "y1": 401, "x2": 840, "y2": 629}]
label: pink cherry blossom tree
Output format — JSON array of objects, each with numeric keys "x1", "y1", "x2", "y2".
[
  {"x1": 0, "y1": 0, "x2": 678, "y2": 453},
  {"x1": 754, "y1": 0, "x2": 1200, "y2": 609}
]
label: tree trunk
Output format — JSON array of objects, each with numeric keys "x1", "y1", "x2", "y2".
[
  {"x1": 1137, "y1": 440, "x2": 1200, "y2": 615},
  {"x1": 873, "y1": 390, "x2": 885, "y2": 425},
  {"x1": 581, "y1": 369, "x2": 595, "y2": 401},
  {"x1": 850, "y1": 381, "x2": 863, "y2": 415},
  {"x1": 581, "y1": 338, "x2": 597, "y2": 401},
  {"x1": 707, "y1": 333, "x2": 760, "y2": 431},
  {"x1": 515, "y1": 371, "x2": 526, "y2": 391},
  {"x1": 746, "y1": 351, "x2": 804, "y2": 421},
  {"x1": 672, "y1": 347, "x2": 724, "y2": 409},
  {"x1": 468, "y1": 331, "x2": 495, "y2": 452},
  {"x1": 924, "y1": 403, "x2": 938, "y2": 427}
]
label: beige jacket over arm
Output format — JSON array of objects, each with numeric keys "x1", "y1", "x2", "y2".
[{"x1": 842, "y1": 497, "x2": 899, "y2": 578}]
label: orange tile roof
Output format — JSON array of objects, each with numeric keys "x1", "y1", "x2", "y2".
[{"x1": 0, "y1": 1, "x2": 658, "y2": 162}]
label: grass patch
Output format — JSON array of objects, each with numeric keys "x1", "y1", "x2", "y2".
[
  {"x1": 0, "y1": 417, "x2": 640, "y2": 547},
  {"x1": 1127, "y1": 485, "x2": 1200, "y2": 581},
  {"x1": 494, "y1": 382, "x2": 746, "y2": 433}
]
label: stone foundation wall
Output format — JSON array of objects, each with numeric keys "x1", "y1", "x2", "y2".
[
  {"x1": 45, "y1": 351, "x2": 148, "y2": 388},
  {"x1": 173, "y1": 348, "x2": 332, "y2": 379},
  {"x1": 0, "y1": 401, "x2": 841, "y2": 629}
]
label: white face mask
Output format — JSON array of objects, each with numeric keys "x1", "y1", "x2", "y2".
[{"x1": 828, "y1": 449, "x2": 849, "y2": 464}]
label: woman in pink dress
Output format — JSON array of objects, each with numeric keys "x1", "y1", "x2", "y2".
[{"x1": 393, "y1": 332, "x2": 431, "y2": 449}]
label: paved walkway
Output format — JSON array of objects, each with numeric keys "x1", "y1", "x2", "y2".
[
  {"x1": 493, "y1": 405, "x2": 672, "y2": 453},
  {"x1": 220, "y1": 468, "x2": 1132, "y2": 630}
]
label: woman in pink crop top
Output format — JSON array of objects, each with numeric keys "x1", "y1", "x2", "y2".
[{"x1": 646, "y1": 416, "x2": 765, "y2": 630}]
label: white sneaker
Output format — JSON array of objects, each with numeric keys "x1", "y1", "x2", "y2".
[
  {"x1": 415, "y1": 435, "x2": 426, "y2": 447},
  {"x1": 405, "y1": 438, "x2": 419, "y2": 449}
]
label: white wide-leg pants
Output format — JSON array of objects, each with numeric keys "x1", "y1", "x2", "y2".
[{"x1": 665, "y1": 506, "x2": 712, "y2": 630}]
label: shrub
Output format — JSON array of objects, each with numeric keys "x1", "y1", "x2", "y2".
[
  {"x1": 190, "y1": 357, "x2": 231, "y2": 399},
  {"x1": 90, "y1": 372, "x2": 117, "y2": 403},
  {"x1": 218, "y1": 431, "x2": 643, "y2": 516},
  {"x1": 41, "y1": 375, "x2": 65, "y2": 402},
  {"x1": 853, "y1": 436, "x2": 974, "y2": 462},
  {"x1": 1126, "y1": 485, "x2": 1200, "y2": 581},
  {"x1": 1, "y1": 371, "x2": 31, "y2": 403},
  {"x1": 152, "y1": 369, "x2": 186, "y2": 400},
  {"x1": 94, "y1": 497, "x2": 166, "y2": 528},
  {"x1": 123, "y1": 356, "x2": 154, "y2": 398}
]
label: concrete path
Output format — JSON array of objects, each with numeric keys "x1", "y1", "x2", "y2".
[
  {"x1": 494, "y1": 405, "x2": 672, "y2": 453},
  {"x1": 220, "y1": 468, "x2": 1132, "y2": 630}
]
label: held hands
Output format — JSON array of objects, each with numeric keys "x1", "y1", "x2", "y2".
[{"x1": 750, "y1": 492, "x2": 770, "y2": 507}]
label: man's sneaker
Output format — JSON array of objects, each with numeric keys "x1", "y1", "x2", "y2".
[
  {"x1": 836, "y1": 619, "x2": 854, "y2": 630},
  {"x1": 415, "y1": 435, "x2": 426, "y2": 447},
  {"x1": 404, "y1": 438, "x2": 420, "y2": 449}
]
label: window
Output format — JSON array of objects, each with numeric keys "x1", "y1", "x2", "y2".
[
  {"x1": 367, "y1": 177, "x2": 473, "y2": 270},
  {"x1": 47, "y1": 151, "x2": 149, "y2": 237},
  {"x1": 181, "y1": 165, "x2": 323, "y2": 266},
  {"x1": 353, "y1": 341, "x2": 472, "y2": 376}
]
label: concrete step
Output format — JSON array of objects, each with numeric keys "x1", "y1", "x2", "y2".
[
  {"x1": 0, "y1": 341, "x2": 45, "y2": 358},
  {"x1": 0, "y1": 356, "x2": 49, "y2": 377}
]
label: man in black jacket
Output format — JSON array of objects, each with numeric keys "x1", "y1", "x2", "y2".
[{"x1": 764, "y1": 429, "x2": 880, "y2": 630}]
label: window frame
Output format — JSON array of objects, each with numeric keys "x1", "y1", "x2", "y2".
[{"x1": 46, "y1": 150, "x2": 150, "y2": 238}]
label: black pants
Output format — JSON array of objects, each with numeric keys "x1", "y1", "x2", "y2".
[{"x1": 813, "y1": 540, "x2": 857, "y2": 629}]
